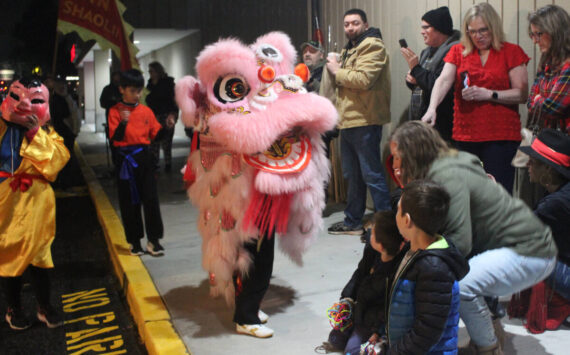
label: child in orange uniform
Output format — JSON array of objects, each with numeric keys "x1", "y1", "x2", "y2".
[{"x1": 108, "y1": 69, "x2": 165, "y2": 256}]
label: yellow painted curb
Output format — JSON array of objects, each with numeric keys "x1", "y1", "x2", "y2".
[
  {"x1": 74, "y1": 143, "x2": 190, "y2": 355},
  {"x1": 145, "y1": 320, "x2": 189, "y2": 355}
]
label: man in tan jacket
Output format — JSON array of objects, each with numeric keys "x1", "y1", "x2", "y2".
[{"x1": 326, "y1": 8, "x2": 392, "y2": 236}]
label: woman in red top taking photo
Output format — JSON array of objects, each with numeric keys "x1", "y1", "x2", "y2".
[{"x1": 422, "y1": 2, "x2": 529, "y2": 194}]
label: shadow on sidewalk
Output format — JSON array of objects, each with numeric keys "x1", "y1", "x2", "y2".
[{"x1": 162, "y1": 279, "x2": 297, "y2": 338}]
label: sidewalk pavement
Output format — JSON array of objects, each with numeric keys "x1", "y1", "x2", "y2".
[{"x1": 76, "y1": 125, "x2": 569, "y2": 355}]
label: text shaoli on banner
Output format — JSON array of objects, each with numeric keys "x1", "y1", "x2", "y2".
[{"x1": 57, "y1": 0, "x2": 139, "y2": 70}]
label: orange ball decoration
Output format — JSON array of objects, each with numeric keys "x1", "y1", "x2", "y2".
[
  {"x1": 294, "y1": 63, "x2": 310, "y2": 83},
  {"x1": 258, "y1": 65, "x2": 276, "y2": 83}
]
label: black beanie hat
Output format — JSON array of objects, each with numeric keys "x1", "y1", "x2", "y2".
[{"x1": 422, "y1": 6, "x2": 453, "y2": 36}]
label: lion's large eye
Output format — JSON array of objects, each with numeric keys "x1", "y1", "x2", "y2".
[
  {"x1": 255, "y1": 44, "x2": 283, "y2": 63},
  {"x1": 214, "y1": 75, "x2": 249, "y2": 103}
]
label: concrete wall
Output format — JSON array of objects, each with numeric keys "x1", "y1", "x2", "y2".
[
  {"x1": 93, "y1": 50, "x2": 110, "y2": 133},
  {"x1": 319, "y1": 0, "x2": 570, "y2": 134},
  {"x1": 122, "y1": 0, "x2": 309, "y2": 51},
  {"x1": 83, "y1": 61, "x2": 95, "y2": 125},
  {"x1": 138, "y1": 30, "x2": 201, "y2": 82}
]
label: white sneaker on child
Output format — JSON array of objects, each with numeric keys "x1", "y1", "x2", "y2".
[
  {"x1": 236, "y1": 323, "x2": 274, "y2": 338},
  {"x1": 146, "y1": 241, "x2": 164, "y2": 256}
]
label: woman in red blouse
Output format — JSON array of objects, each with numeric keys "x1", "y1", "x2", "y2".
[
  {"x1": 527, "y1": 5, "x2": 570, "y2": 134},
  {"x1": 422, "y1": 3, "x2": 529, "y2": 194}
]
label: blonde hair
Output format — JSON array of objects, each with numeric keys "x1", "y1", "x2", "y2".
[
  {"x1": 528, "y1": 5, "x2": 570, "y2": 70},
  {"x1": 461, "y1": 3, "x2": 505, "y2": 56}
]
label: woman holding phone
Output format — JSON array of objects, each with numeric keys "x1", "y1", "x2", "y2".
[{"x1": 421, "y1": 3, "x2": 529, "y2": 194}]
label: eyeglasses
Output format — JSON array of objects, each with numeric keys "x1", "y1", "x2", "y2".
[
  {"x1": 421, "y1": 25, "x2": 432, "y2": 30},
  {"x1": 529, "y1": 31, "x2": 544, "y2": 40},
  {"x1": 467, "y1": 27, "x2": 490, "y2": 36}
]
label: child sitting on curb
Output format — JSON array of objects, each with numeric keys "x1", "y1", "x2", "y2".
[{"x1": 325, "y1": 210, "x2": 404, "y2": 354}]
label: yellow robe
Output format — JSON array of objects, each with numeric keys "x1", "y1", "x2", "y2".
[{"x1": 0, "y1": 120, "x2": 70, "y2": 276}]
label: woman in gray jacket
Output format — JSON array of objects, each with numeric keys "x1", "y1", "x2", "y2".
[{"x1": 388, "y1": 121, "x2": 557, "y2": 354}]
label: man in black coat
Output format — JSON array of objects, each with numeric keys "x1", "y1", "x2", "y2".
[{"x1": 400, "y1": 6, "x2": 460, "y2": 142}]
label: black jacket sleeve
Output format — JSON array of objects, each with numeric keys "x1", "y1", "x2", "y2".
[
  {"x1": 410, "y1": 60, "x2": 445, "y2": 94},
  {"x1": 341, "y1": 244, "x2": 378, "y2": 299},
  {"x1": 146, "y1": 77, "x2": 178, "y2": 114},
  {"x1": 388, "y1": 256, "x2": 455, "y2": 354},
  {"x1": 371, "y1": 276, "x2": 390, "y2": 333}
]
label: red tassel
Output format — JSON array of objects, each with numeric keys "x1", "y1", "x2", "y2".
[
  {"x1": 242, "y1": 188, "x2": 292, "y2": 237},
  {"x1": 525, "y1": 282, "x2": 547, "y2": 334},
  {"x1": 183, "y1": 156, "x2": 196, "y2": 189},
  {"x1": 191, "y1": 131, "x2": 199, "y2": 152},
  {"x1": 545, "y1": 283, "x2": 570, "y2": 331},
  {"x1": 509, "y1": 281, "x2": 570, "y2": 334}
]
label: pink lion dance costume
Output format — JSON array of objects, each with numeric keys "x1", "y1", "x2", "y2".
[{"x1": 176, "y1": 32, "x2": 337, "y2": 333}]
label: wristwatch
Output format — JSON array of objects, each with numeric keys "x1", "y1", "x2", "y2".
[{"x1": 492, "y1": 91, "x2": 498, "y2": 100}]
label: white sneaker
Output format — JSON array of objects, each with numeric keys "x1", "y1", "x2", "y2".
[
  {"x1": 258, "y1": 310, "x2": 268, "y2": 324},
  {"x1": 146, "y1": 241, "x2": 165, "y2": 256},
  {"x1": 236, "y1": 323, "x2": 274, "y2": 338}
]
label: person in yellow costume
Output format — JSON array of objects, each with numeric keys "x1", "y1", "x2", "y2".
[{"x1": 0, "y1": 78, "x2": 69, "y2": 330}]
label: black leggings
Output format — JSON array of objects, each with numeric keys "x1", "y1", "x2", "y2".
[
  {"x1": 0, "y1": 266, "x2": 51, "y2": 310},
  {"x1": 455, "y1": 140, "x2": 519, "y2": 194}
]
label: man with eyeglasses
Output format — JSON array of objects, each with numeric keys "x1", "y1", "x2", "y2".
[
  {"x1": 400, "y1": 6, "x2": 460, "y2": 142},
  {"x1": 325, "y1": 8, "x2": 392, "y2": 237}
]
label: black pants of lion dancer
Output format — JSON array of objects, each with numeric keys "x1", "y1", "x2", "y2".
[{"x1": 233, "y1": 232, "x2": 275, "y2": 325}]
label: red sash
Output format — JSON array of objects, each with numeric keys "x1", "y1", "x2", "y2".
[{"x1": 0, "y1": 171, "x2": 47, "y2": 192}]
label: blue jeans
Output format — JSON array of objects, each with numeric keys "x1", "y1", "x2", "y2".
[
  {"x1": 546, "y1": 260, "x2": 570, "y2": 301},
  {"x1": 459, "y1": 248, "x2": 556, "y2": 347},
  {"x1": 340, "y1": 126, "x2": 391, "y2": 228},
  {"x1": 344, "y1": 325, "x2": 372, "y2": 355}
]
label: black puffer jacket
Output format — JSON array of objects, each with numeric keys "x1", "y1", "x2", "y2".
[
  {"x1": 341, "y1": 243, "x2": 404, "y2": 333},
  {"x1": 386, "y1": 239, "x2": 469, "y2": 354}
]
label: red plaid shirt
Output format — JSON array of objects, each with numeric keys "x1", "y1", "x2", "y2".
[{"x1": 527, "y1": 61, "x2": 570, "y2": 133}]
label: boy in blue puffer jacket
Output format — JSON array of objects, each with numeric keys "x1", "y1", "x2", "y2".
[{"x1": 385, "y1": 180, "x2": 469, "y2": 354}]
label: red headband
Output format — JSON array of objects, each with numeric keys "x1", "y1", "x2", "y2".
[{"x1": 531, "y1": 138, "x2": 570, "y2": 167}]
